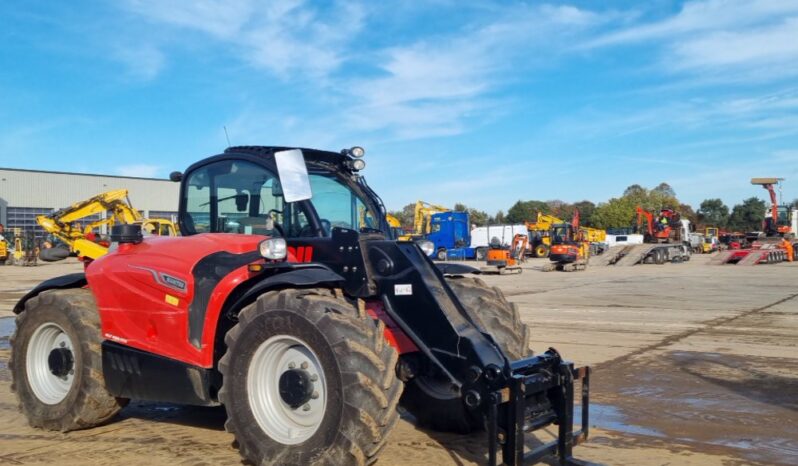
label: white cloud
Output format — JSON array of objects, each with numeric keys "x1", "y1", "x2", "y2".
[
  {"x1": 116, "y1": 164, "x2": 162, "y2": 178},
  {"x1": 588, "y1": 0, "x2": 798, "y2": 79},
  {"x1": 121, "y1": 0, "x2": 364, "y2": 79},
  {"x1": 669, "y1": 18, "x2": 798, "y2": 71},
  {"x1": 112, "y1": 43, "x2": 165, "y2": 80},
  {"x1": 124, "y1": 0, "x2": 255, "y2": 39},
  {"x1": 339, "y1": 4, "x2": 607, "y2": 140}
]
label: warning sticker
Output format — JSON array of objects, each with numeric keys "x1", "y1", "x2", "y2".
[{"x1": 394, "y1": 284, "x2": 412, "y2": 296}]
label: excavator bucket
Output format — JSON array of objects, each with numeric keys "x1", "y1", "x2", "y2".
[{"x1": 751, "y1": 177, "x2": 783, "y2": 185}]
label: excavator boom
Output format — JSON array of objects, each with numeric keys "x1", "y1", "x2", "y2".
[
  {"x1": 37, "y1": 189, "x2": 176, "y2": 260},
  {"x1": 751, "y1": 177, "x2": 784, "y2": 227}
]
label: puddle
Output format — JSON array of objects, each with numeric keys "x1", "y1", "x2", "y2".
[
  {"x1": 589, "y1": 403, "x2": 664, "y2": 438},
  {"x1": 0, "y1": 316, "x2": 14, "y2": 350}
]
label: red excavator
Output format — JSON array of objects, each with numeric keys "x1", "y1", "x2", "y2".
[
  {"x1": 750, "y1": 178, "x2": 796, "y2": 261},
  {"x1": 544, "y1": 209, "x2": 589, "y2": 272},
  {"x1": 635, "y1": 207, "x2": 683, "y2": 243},
  {"x1": 751, "y1": 178, "x2": 794, "y2": 237}
]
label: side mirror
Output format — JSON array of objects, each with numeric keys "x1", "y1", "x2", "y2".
[
  {"x1": 169, "y1": 171, "x2": 183, "y2": 182},
  {"x1": 235, "y1": 192, "x2": 249, "y2": 212}
]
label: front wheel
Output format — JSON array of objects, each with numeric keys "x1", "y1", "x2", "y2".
[
  {"x1": 436, "y1": 248, "x2": 447, "y2": 261},
  {"x1": 534, "y1": 244, "x2": 549, "y2": 258},
  {"x1": 219, "y1": 289, "x2": 402, "y2": 466},
  {"x1": 400, "y1": 276, "x2": 531, "y2": 433},
  {"x1": 10, "y1": 289, "x2": 127, "y2": 431}
]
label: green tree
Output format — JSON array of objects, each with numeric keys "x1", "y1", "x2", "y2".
[
  {"x1": 697, "y1": 198, "x2": 729, "y2": 228},
  {"x1": 652, "y1": 182, "x2": 676, "y2": 198},
  {"x1": 591, "y1": 197, "x2": 636, "y2": 229},
  {"x1": 387, "y1": 203, "x2": 415, "y2": 229},
  {"x1": 506, "y1": 200, "x2": 549, "y2": 223},
  {"x1": 623, "y1": 184, "x2": 646, "y2": 198},
  {"x1": 492, "y1": 210, "x2": 506, "y2": 224},
  {"x1": 572, "y1": 200, "x2": 596, "y2": 227},
  {"x1": 728, "y1": 197, "x2": 767, "y2": 232},
  {"x1": 454, "y1": 203, "x2": 489, "y2": 226},
  {"x1": 679, "y1": 203, "x2": 698, "y2": 226}
]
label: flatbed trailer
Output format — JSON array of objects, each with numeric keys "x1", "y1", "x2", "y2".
[
  {"x1": 593, "y1": 243, "x2": 691, "y2": 266},
  {"x1": 710, "y1": 244, "x2": 789, "y2": 265}
]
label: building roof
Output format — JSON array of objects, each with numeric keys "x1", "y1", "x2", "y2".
[{"x1": 0, "y1": 167, "x2": 170, "y2": 182}]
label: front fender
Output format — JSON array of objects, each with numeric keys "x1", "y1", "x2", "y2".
[
  {"x1": 13, "y1": 273, "x2": 87, "y2": 314},
  {"x1": 226, "y1": 266, "x2": 346, "y2": 315}
]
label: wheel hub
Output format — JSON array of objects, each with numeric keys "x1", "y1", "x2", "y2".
[
  {"x1": 278, "y1": 369, "x2": 314, "y2": 408},
  {"x1": 47, "y1": 347, "x2": 74, "y2": 378}
]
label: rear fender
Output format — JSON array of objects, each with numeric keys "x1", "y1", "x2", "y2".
[{"x1": 13, "y1": 273, "x2": 87, "y2": 314}]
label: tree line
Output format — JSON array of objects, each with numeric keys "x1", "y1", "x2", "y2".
[{"x1": 387, "y1": 183, "x2": 798, "y2": 233}]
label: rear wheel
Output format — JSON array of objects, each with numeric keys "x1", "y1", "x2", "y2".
[
  {"x1": 10, "y1": 289, "x2": 127, "y2": 431},
  {"x1": 400, "y1": 276, "x2": 531, "y2": 433},
  {"x1": 219, "y1": 289, "x2": 402, "y2": 466}
]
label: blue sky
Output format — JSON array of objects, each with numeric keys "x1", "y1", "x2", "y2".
[{"x1": 1, "y1": 0, "x2": 797, "y2": 214}]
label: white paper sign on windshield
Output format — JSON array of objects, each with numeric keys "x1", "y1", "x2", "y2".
[{"x1": 274, "y1": 149, "x2": 313, "y2": 202}]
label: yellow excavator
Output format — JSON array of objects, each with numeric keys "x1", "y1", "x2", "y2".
[
  {"x1": 398, "y1": 200, "x2": 450, "y2": 241},
  {"x1": 526, "y1": 213, "x2": 564, "y2": 258},
  {"x1": 0, "y1": 232, "x2": 8, "y2": 265},
  {"x1": 37, "y1": 189, "x2": 178, "y2": 261},
  {"x1": 386, "y1": 214, "x2": 406, "y2": 239}
]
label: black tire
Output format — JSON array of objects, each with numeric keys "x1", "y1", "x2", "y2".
[
  {"x1": 475, "y1": 247, "x2": 487, "y2": 261},
  {"x1": 655, "y1": 249, "x2": 666, "y2": 265},
  {"x1": 436, "y1": 248, "x2": 447, "y2": 261},
  {"x1": 39, "y1": 247, "x2": 70, "y2": 262},
  {"x1": 534, "y1": 244, "x2": 549, "y2": 258},
  {"x1": 218, "y1": 289, "x2": 402, "y2": 466},
  {"x1": 400, "y1": 276, "x2": 531, "y2": 433},
  {"x1": 10, "y1": 289, "x2": 127, "y2": 431}
]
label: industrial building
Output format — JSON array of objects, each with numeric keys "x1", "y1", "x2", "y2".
[{"x1": 0, "y1": 168, "x2": 180, "y2": 237}]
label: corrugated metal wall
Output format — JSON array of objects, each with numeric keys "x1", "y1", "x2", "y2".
[{"x1": 0, "y1": 168, "x2": 179, "y2": 212}]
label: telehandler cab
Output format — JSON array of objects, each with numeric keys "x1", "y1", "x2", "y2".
[{"x1": 11, "y1": 146, "x2": 590, "y2": 465}]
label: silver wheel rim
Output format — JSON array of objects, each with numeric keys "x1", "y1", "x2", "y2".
[
  {"x1": 247, "y1": 335, "x2": 327, "y2": 445},
  {"x1": 26, "y1": 322, "x2": 75, "y2": 405}
]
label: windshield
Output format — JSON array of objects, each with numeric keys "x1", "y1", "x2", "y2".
[
  {"x1": 182, "y1": 159, "x2": 380, "y2": 237},
  {"x1": 551, "y1": 225, "x2": 569, "y2": 243},
  {"x1": 305, "y1": 173, "x2": 379, "y2": 233}
]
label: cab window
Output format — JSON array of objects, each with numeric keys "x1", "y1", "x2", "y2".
[{"x1": 183, "y1": 160, "x2": 286, "y2": 236}]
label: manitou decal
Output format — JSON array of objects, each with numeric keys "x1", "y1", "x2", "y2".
[{"x1": 288, "y1": 245, "x2": 314, "y2": 263}]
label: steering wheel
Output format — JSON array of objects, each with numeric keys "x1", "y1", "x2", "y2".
[{"x1": 298, "y1": 219, "x2": 332, "y2": 237}]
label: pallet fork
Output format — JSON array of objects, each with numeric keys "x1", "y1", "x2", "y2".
[{"x1": 487, "y1": 350, "x2": 590, "y2": 466}]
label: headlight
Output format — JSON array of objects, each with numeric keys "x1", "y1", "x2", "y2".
[
  {"x1": 259, "y1": 238, "x2": 287, "y2": 260},
  {"x1": 417, "y1": 240, "x2": 435, "y2": 256},
  {"x1": 352, "y1": 159, "x2": 366, "y2": 171},
  {"x1": 350, "y1": 146, "x2": 365, "y2": 158}
]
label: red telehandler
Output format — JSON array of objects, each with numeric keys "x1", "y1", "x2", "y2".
[{"x1": 11, "y1": 146, "x2": 590, "y2": 466}]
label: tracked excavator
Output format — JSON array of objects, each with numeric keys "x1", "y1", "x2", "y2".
[
  {"x1": 36, "y1": 189, "x2": 177, "y2": 261},
  {"x1": 543, "y1": 210, "x2": 590, "y2": 272}
]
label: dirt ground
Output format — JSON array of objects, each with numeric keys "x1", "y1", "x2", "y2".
[{"x1": 1, "y1": 255, "x2": 796, "y2": 465}]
